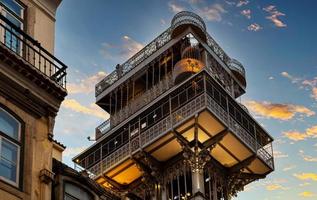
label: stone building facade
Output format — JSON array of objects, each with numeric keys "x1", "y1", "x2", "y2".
[{"x1": 0, "y1": 0, "x2": 67, "y2": 199}]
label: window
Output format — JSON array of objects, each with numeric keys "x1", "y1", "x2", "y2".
[
  {"x1": 0, "y1": 107, "x2": 21, "y2": 186},
  {"x1": 64, "y1": 182, "x2": 93, "y2": 200},
  {"x1": 0, "y1": 0, "x2": 24, "y2": 53}
]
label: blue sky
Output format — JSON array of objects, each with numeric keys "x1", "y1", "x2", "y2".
[{"x1": 53, "y1": 0, "x2": 317, "y2": 199}]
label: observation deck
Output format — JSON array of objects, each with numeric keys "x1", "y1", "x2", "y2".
[
  {"x1": 74, "y1": 70, "x2": 274, "y2": 188},
  {"x1": 95, "y1": 11, "x2": 243, "y2": 99}
]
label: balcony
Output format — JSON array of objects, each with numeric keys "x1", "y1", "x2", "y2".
[
  {"x1": 0, "y1": 14, "x2": 67, "y2": 90},
  {"x1": 75, "y1": 71, "x2": 274, "y2": 184},
  {"x1": 95, "y1": 12, "x2": 241, "y2": 98}
]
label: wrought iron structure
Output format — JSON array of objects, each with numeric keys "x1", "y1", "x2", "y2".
[
  {"x1": 0, "y1": 14, "x2": 67, "y2": 88},
  {"x1": 95, "y1": 11, "x2": 243, "y2": 97},
  {"x1": 74, "y1": 11, "x2": 274, "y2": 200}
]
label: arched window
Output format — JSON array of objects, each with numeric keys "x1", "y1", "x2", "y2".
[
  {"x1": 0, "y1": 106, "x2": 21, "y2": 186},
  {"x1": 64, "y1": 182, "x2": 94, "y2": 200}
]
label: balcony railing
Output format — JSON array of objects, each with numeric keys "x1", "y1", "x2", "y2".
[
  {"x1": 0, "y1": 14, "x2": 67, "y2": 89},
  {"x1": 95, "y1": 73, "x2": 174, "y2": 138},
  {"x1": 95, "y1": 12, "x2": 236, "y2": 97},
  {"x1": 78, "y1": 72, "x2": 273, "y2": 176}
]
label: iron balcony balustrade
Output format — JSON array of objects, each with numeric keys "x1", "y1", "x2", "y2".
[
  {"x1": 95, "y1": 73, "x2": 174, "y2": 138},
  {"x1": 0, "y1": 14, "x2": 67, "y2": 89},
  {"x1": 95, "y1": 49, "x2": 240, "y2": 138},
  {"x1": 75, "y1": 71, "x2": 273, "y2": 178},
  {"x1": 95, "y1": 11, "x2": 235, "y2": 97}
]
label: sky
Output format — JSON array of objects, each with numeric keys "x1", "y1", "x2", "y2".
[{"x1": 53, "y1": 0, "x2": 317, "y2": 199}]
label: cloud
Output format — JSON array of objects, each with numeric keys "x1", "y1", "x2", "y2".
[
  {"x1": 282, "y1": 72, "x2": 317, "y2": 101},
  {"x1": 265, "y1": 184, "x2": 288, "y2": 191},
  {"x1": 263, "y1": 5, "x2": 287, "y2": 28},
  {"x1": 241, "y1": 9, "x2": 251, "y2": 19},
  {"x1": 160, "y1": 19, "x2": 166, "y2": 26},
  {"x1": 302, "y1": 78, "x2": 317, "y2": 87},
  {"x1": 247, "y1": 23, "x2": 262, "y2": 31},
  {"x1": 312, "y1": 87, "x2": 317, "y2": 100},
  {"x1": 198, "y1": 4, "x2": 226, "y2": 22},
  {"x1": 168, "y1": 1, "x2": 186, "y2": 14},
  {"x1": 299, "y1": 182, "x2": 311, "y2": 187},
  {"x1": 301, "y1": 77, "x2": 317, "y2": 101},
  {"x1": 100, "y1": 35, "x2": 144, "y2": 61},
  {"x1": 62, "y1": 99, "x2": 109, "y2": 119},
  {"x1": 282, "y1": 165, "x2": 296, "y2": 171},
  {"x1": 299, "y1": 191, "x2": 316, "y2": 198},
  {"x1": 294, "y1": 173, "x2": 317, "y2": 181},
  {"x1": 299, "y1": 150, "x2": 317, "y2": 162},
  {"x1": 283, "y1": 131, "x2": 308, "y2": 141},
  {"x1": 236, "y1": 0, "x2": 249, "y2": 7},
  {"x1": 281, "y1": 71, "x2": 301, "y2": 83},
  {"x1": 225, "y1": 1, "x2": 235, "y2": 6},
  {"x1": 273, "y1": 150, "x2": 288, "y2": 159},
  {"x1": 68, "y1": 71, "x2": 107, "y2": 94},
  {"x1": 168, "y1": 1, "x2": 226, "y2": 22},
  {"x1": 283, "y1": 125, "x2": 317, "y2": 141},
  {"x1": 245, "y1": 100, "x2": 315, "y2": 120},
  {"x1": 63, "y1": 146, "x2": 87, "y2": 157}
]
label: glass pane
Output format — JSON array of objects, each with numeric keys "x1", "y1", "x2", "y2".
[
  {"x1": 1, "y1": 0, "x2": 23, "y2": 17},
  {"x1": 0, "y1": 158, "x2": 17, "y2": 182},
  {"x1": 65, "y1": 183, "x2": 93, "y2": 200},
  {"x1": 1, "y1": 139, "x2": 18, "y2": 163},
  {"x1": 3, "y1": 11, "x2": 22, "y2": 54},
  {"x1": 0, "y1": 109, "x2": 19, "y2": 140}
]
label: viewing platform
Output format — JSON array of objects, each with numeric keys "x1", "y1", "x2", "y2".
[{"x1": 74, "y1": 70, "x2": 273, "y2": 187}]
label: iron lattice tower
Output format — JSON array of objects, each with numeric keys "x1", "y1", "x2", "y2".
[{"x1": 74, "y1": 11, "x2": 274, "y2": 200}]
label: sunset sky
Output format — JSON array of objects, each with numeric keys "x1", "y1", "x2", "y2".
[{"x1": 53, "y1": 0, "x2": 317, "y2": 199}]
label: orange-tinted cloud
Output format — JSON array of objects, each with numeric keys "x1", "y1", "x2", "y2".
[
  {"x1": 284, "y1": 125, "x2": 317, "y2": 141},
  {"x1": 62, "y1": 99, "x2": 109, "y2": 119},
  {"x1": 266, "y1": 184, "x2": 288, "y2": 191},
  {"x1": 299, "y1": 191, "x2": 316, "y2": 198},
  {"x1": 68, "y1": 71, "x2": 107, "y2": 94},
  {"x1": 245, "y1": 100, "x2": 315, "y2": 120},
  {"x1": 283, "y1": 131, "x2": 308, "y2": 141},
  {"x1": 312, "y1": 87, "x2": 317, "y2": 100},
  {"x1": 294, "y1": 173, "x2": 317, "y2": 181}
]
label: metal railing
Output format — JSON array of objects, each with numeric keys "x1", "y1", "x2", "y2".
[
  {"x1": 0, "y1": 14, "x2": 67, "y2": 88},
  {"x1": 82, "y1": 72, "x2": 274, "y2": 175},
  {"x1": 95, "y1": 27, "x2": 172, "y2": 96},
  {"x1": 171, "y1": 11, "x2": 206, "y2": 33},
  {"x1": 95, "y1": 11, "x2": 236, "y2": 97}
]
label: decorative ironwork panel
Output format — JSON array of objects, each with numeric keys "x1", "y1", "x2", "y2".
[
  {"x1": 110, "y1": 74, "x2": 174, "y2": 127},
  {"x1": 131, "y1": 136, "x2": 140, "y2": 153},
  {"x1": 172, "y1": 94, "x2": 205, "y2": 125},
  {"x1": 101, "y1": 143, "x2": 130, "y2": 172},
  {"x1": 171, "y1": 11, "x2": 206, "y2": 33},
  {"x1": 206, "y1": 94, "x2": 273, "y2": 168},
  {"x1": 95, "y1": 28, "x2": 172, "y2": 96}
]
